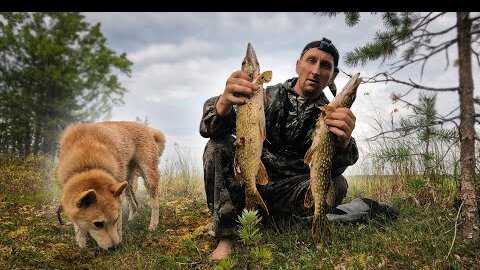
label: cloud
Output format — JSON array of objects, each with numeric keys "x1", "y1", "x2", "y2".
[
  {"x1": 82, "y1": 12, "x2": 478, "y2": 175},
  {"x1": 130, "y1": 38, "x2": 214, "y2": 65}
]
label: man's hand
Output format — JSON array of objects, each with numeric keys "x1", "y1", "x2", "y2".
[
  {"x1": 324, "y1": 107, "x2": 356, "y2": 149},
  {"x1": 216, "y1": 70, "x2": 259, "y2": 117}
]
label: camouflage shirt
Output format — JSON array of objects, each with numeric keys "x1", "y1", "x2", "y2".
[{"x1": 199, "y1": 77, "x2": 359, "y2": 181}]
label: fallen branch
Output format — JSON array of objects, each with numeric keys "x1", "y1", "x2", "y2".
[{"x1": 445, "y1": 200, "x2": 464, "y2": 260}]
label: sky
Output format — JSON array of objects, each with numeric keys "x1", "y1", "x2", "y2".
[{"x1": 82, "y1": 12, "x2": 479, "y2": 175}]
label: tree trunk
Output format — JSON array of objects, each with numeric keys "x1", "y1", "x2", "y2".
[
  {"x1": 457, "y1": 12, "x2": 479, "y2": 241},
  {"x1": 421, "y1": 135, "x2": 436, "y2": 205}
]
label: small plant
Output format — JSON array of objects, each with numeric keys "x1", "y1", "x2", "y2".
[
  {"x1": 250, "y1": 246, "x2": 273, "y2": 265},
  {"x1": 237, "y1": 209, "x2": 263, "y2": 245},
  {"x1": 214, "y1": 258, "x2": 236, "y2": 270},
  {"x1": 406, "y1": 176, "x2": 425, "y2": 192}
]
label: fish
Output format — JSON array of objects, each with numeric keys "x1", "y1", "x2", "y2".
[
  {"x1": 328, "y1": 81, "x2": 337, "y2": 97},
  {"x1": 233, "y1": 43, "x2": 272, "y2": 215},
  {"x1": 304, "y1": 73, "x2": 362, "y2": 243}
]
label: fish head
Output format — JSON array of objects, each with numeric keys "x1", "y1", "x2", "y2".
[{"x1": 242, "y1": 43, "x2": 260, "y2": 80}]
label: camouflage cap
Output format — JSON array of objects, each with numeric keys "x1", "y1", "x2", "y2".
[{"x1": 300, "y1": 38, "x2": 339, "y2": 72}]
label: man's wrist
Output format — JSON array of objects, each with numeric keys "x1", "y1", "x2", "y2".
[
  {"x1": 338, "y1": 138, "x2": 351, "y2": 151},
  {"x1": 215, "y1": 95, "x2": 232, "y2": 117}
]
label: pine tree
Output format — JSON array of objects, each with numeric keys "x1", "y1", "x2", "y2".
[{"x1": 320, "y1": 12, "x2": 479, "y2": 241}]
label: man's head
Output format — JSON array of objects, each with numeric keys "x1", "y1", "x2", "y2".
[{"x1": 294, "y1": 38, "x2": 339, "y2": 99}]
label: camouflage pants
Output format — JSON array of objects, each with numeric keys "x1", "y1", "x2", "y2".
[{"x1": 202, "y1": 135, "x2": 348, "y2": 239}]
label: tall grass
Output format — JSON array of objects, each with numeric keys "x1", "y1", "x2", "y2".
[
  {"x1": 159, "y1": 142, "x2": 203, "y2": 200},
  {"x1": 1, "y1": 133, "x2": 479, "y2": 269}
]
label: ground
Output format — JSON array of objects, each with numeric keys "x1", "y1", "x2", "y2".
[{"x1": 1, "y1": 155, "x2": 479, "y2": 269}]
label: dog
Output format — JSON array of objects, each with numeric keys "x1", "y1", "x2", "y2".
[{"x1": 56, "y1": 121, "x2": 165, "y2": 249}]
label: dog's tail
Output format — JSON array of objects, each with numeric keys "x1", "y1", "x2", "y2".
[{"x1": 150, "y1": 128, "x2": 166, "y2": 157}]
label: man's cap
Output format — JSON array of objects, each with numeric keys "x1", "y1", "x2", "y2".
[{"x1": 300, "y1": 38, "x2": 339, "y2": 72}]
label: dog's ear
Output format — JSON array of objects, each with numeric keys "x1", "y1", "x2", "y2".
[
  {"x1": 76, "y1": 189, "x2": 97, "y2": 208},
  {"x1": 110, "y1": 182, "x2": 128, "y2": 197}
]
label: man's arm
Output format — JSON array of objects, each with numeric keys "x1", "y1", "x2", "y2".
[
  {"x1": 200, "y1": 70, "x2": 260, "y2": 138},
  {"x1": 199, "y1": 95, "x2": 237, "y2": 138},
  {"x1": 331, "y1": 137, "x2": 359, "y2": 176}
]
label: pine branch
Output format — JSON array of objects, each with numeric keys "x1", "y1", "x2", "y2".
[
  {"x1": 394, "y1": 94, "x2": 464, "y2": 128},
  {"x1": 390, "y1": 13, "x2": 446, "y2": 48},
  {"x1": 470, "y1": 15, "x2": 480, "y2": 22},
  {"x1": 389, "y1": 38, "x2": 458, "y2": 75},
  {"x1": 444, "y1": 106, "x2": 460, "y2": 118},
  {"x1": 473, "y1": 47, "x2": 480, "y2": 66},
  {"x1": 364, "y1": 72, "x2": 459, "y2": 92},
  {"x1": 365, "y1": 118, "x2": 459, "y2": 141},
  {"x1": 393, "y1": 22, "x2": 457, "y2": 49}
]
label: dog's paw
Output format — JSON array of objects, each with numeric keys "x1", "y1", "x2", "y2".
[
  {"x1": 76, "y1": 237, "x2": 87, "y2": 248},
  {"x1": 148, "y1": 223, "x2": 158, "y2": 231}
]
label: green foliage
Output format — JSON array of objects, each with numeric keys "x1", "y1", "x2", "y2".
[
  {"x1": 345, "y1": 35, "x2": 396, "y2": 66},
  {"x1": 0, "y1": 12, "x2": 132, "y2": 156},
  {"x1": 161, "y1": 143, "x2": 202, "y2": 198},
  {"x1": 406, "y1": 176, "x2": 426, "y2": 192},
  {"x1": 214, "y1": 258, "x2": 236, "y2": 270},
  {"x1": 320, "y1": 12, "x2": 462, "y2": 69},
  {"x1": 344, "y1": 12, "x2": 361, "y2": 27},
  {"x1": 2, "y1": 154, "x2": 480, "y2": 269},
  {"x1": 250, "y1": 246, "x2": 273, "y2": 265},
  {"x1": 317, "y1": 12, "x2": 361, "y2": 27},
  {"x1": 237, "y1": 209, "x2": 263, "y2": 245}
]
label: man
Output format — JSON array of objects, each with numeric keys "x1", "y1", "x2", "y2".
[{"x1": 199, "y1": 38, "x2": 359, "y2": 260}]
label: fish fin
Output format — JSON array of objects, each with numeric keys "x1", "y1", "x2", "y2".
[
  {"x1": 304, "y1": 145, "x2": 317, "y2": 165},
  {"x1": 304, "y1": 184, "x2": 314, "y2": 208},
  {"x1": 255, "y1": 71, "x2": 272, "y2": 84},
  {"x1": 245, "y1": 191, "x2": 269, "y2": 216},
  {"x1": 319, "y1": 105, "x2": 335, "y2": 112},
  {"x1": 312, "y1": 210, "x2": 332, "y2": 244},
  {"x1": 328, "y1": 81, "x2": 337, "y2": 97},
  {"x1": 259, "y1": 111, "x2": 266, "y2": 141},
  {"x1": 312, "y1": 215, "x2": 319, "y2": 244},
  {"x1": 325, "y1": 181, "x2": 335, "y2": 207},
  {"x1": 263, "y1": 86, "x2": 267, "y2": 108},
  {"x1": 319, "y1": 105, "x2": 335, "y2": 117},
  {"x1": 234, "y1": 137, "x2": 245, "y2": 148},
  {"x1": 256, "y1": 161, "x2": 269, "y2": 185}
]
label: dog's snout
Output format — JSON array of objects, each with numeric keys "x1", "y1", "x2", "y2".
[{"x1": 108, "y1": 245, "x2": 118, "y2": 251}]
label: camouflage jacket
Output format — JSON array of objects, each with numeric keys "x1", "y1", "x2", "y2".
[{"x1": 199, "y1": 77, "x2": 359, "y2": 181}]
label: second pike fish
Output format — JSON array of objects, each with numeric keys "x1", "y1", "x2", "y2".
[
  {"x1": 234, "y1": 43, "x2": 272, "y2": 215},
  {"x1": 304, "y1": 73, "x2": 362, "y2": 243}
]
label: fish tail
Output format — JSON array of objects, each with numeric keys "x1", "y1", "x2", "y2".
[
  {"x1": 312, "y1": 207, "x2": 332, "y2": 244},
  {"x1": 319, "y1": 214, "x2": 332, "y2": 239},
  {"x1": 245, "y1": 190, "x2": 269, "y2": 216},
  {"x1": 312, "y1": 214, "x2": 319, "y2": 244}
]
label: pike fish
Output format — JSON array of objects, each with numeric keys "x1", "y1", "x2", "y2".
[
  {"x1": 234, "y1": 43, "x2": 272, "y2": 215},
  {"x1": 304, "y1": 73, "x2": 362, "y2": 243}
]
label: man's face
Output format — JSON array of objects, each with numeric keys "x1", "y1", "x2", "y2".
[{"x1": 294, "y1": 48, "x2": 335, "y2": 99}]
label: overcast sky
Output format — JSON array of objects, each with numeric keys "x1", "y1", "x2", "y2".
[{"x1": 83, "y1": 12, "x2": 479, "y2": 175}]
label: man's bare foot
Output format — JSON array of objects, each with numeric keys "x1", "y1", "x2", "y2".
[{"x1": 210, "y1": 238, "x2": 233, "y2": 261}]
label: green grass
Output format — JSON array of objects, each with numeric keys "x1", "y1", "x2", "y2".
[{"x1": 1, "y1": 155, "x2": 479, "y2": 269}]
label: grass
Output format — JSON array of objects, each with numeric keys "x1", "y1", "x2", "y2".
[{"x1": 1, "y1": 154, "x2": 479, "y2": 269}]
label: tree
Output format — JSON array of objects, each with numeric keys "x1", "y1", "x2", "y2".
[
  {"x1": 320, "y1": 12, "x2": 479, "y2": 241},
  {"x1": 0, "y1": 12, "x2": 132, "y2": 156},
  {"x1": 397, "y1": 93, "x2": 460, "y2": 205}
]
